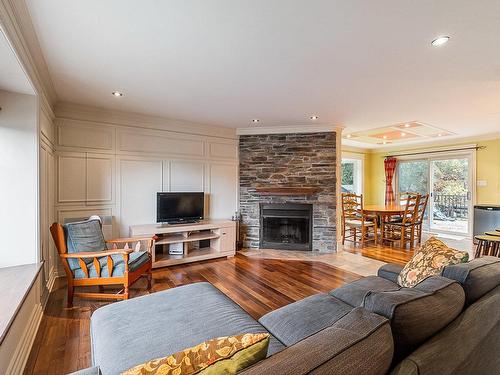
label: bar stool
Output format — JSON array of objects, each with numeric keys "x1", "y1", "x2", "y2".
[
  {"x1": 474, "y1": 235, "x2": 500, "y2": 258},
  {"x1": 485, "y1": 231, "x2": 500, "y2": 237}
]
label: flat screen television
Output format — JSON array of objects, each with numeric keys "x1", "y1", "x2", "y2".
[{"x1": 157, "y1": 192, "x2": 204, "y2": 224}]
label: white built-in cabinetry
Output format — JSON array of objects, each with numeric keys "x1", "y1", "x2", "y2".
[{"x1": 54, "y1": 110, "x2": 238, "y2": 243}]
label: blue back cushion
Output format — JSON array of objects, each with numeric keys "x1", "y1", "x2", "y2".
[{"x1": 63, "y1": 219, "x2": 107, "y2": 270}]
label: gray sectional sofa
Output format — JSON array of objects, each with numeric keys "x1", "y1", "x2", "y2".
[{"x1": 73, "y1": 256, "x2": 500, "y2": 375}]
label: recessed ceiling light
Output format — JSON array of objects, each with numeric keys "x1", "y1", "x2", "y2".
[
  {"x1": 437, "y1": 133, "x2": 443, "y2": 137},
  {"x1": 431, "y1": 36, "x2": 450, "y2": 47},
  {"x1": 346, "y1": 134, "x2": 352, "y2": 138},
  {"x1": 310, "y1": 115, "x2": 319, "y2": 120},
  {"x1": 112, "y1": 91, "x2": 124, "y2": 97},
  {"x1": 382, "y1": 141, "x2": 387, "y2": 145},
  {"x1": 401, "y1": 132, "x2": 406, "y2": 137},
  {"x1": 404, "y1": 123, "x2": 411, "y2": 128},
  {"x1": 252, "y1": 119, "x2": 260, "y2": 123},
  {"x1": 382, "y1": 135, "x2": 388, "y2": 139}
]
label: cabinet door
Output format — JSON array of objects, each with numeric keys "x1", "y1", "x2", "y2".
[
  {"x1": 119, "y1": 159, "x2": 163, "y2": 236},
  {"x1": 87, "y1": 154, "x2": 113, "y2": 202},
  {"x1": 209, "y1": 164, "x2": 238, "y2": 219},
  {"x1": 58, "y1": 153, "x2": 86, "y2": 202},
  {"x1": 219, "y1": 226, "x2": 236, "y2": 252}
]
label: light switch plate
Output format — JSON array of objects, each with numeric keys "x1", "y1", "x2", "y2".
[{"x1": 477, "y1": 180, "x2": 487, "y2": 187}]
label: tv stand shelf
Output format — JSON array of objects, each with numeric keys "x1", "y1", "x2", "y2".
[{"x1": 129, "y1": 220, "x2": 236, "y2": 268}]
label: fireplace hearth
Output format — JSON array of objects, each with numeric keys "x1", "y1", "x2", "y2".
[{"x1": 260, "y1": 203, "x2": 313, "y2": 251}]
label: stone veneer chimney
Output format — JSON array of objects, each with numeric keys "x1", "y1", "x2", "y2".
[{"x1": 239, "y1": 132, "x2": 337, "y2": 252}]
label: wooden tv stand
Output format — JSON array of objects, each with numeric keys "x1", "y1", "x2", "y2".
[{"x1": 129, "y1": 220, "x2": 236, "y2": 268}]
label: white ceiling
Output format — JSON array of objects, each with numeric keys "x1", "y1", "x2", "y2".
[
  {"x1": 0, "y1": 29, "x2": 34, "y2": 95},
  {"x1": 26, "y1": 0, "x2": 500, "y2": 145}
]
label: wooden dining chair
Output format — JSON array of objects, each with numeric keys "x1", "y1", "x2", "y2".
[
  {"x1": 413, "y1": 194, "x2": 429, "y2": 245},
  {"x1": 382, "y1": 193, "x2": 420, "y2": 249},
  {"x1": 50, "y1": 217, "x2": 155, "y2": 307},
  {"x1": 341, "y1": 193, "x2": 378, "y2": 247}
]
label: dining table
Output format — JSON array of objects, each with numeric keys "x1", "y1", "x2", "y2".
[{"x1": 363, "y1": 204, "x2": 406, "y2": 242}]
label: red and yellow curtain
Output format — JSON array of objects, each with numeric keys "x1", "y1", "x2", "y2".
[{"x1": 384, "y1": 157, "x2": 397, "y2": 205}]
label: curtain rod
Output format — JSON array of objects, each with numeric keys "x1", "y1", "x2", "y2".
[{"x1": 383, "y1": 145, "x2": 485, "y2": 158}]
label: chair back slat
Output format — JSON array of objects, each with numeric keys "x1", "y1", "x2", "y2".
[
  {"x1": 78, "y1": 259, "x2": 89, "y2": 278},
  {"x1": 415, "y1": 194, "x2": 429, "y2": 223},
  {"x1": 93, "y1": 258, "x2": 101, "y2": 277},
  {"x1": 107, "y1": 256, "x2": 114, "y2": 276},
  {"x1": 398, "y1": 191, "x2": 419, "y2": 206},
  {"x1": 401, "y1": 193, "x2": 420, "y2": 224},
  {"x1": 341, "y1": 193, "x2": 364, "y2": 221}
]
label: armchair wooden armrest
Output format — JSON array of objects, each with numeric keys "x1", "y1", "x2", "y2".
[
  {"x1": 106, "y1": 236, "x2": 156, "y2": 244},
  {"x1": 106, "y1": 236, "x2": 156, "y2": 253},
  {"x1": 60, "y1": 249, "x2": 133, "y2": 258}
]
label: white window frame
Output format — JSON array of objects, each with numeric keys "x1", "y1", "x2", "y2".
[{"x1": 341, "y1": 152, "x2": 364, "y2": 196}]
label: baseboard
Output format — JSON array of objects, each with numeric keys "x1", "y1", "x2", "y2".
[{"x1": 5, "y1": 302, "x2": 43, "y2": 375}]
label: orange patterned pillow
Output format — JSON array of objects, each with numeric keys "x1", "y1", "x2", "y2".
[
  {"x1": 121, "y1": 333, "x2": 270, "y2": 375},
  {"x1": 397, "y1": 237, "x2": 469, "y2": 288}
]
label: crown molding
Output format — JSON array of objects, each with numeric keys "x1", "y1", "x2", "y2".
[
  {"x1": 237, "y1": 124, "x2": 344, "y2": 136},
  {"x1": 55, "y1": 102, "x2": 238, "y2": 140},
  {"x1": 0, "y1": 0, "x2": 57, "y2": 108},
  {"x1": 369, "y1": 131, "x2": 500, "y2": 154},
  {"x1": 341, "y1": 144, "x2": 371, "y2": 154}
]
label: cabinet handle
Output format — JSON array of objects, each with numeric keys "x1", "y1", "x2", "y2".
[{"x1": 222, "y1": 232, "x2": 227, "y2": 235}]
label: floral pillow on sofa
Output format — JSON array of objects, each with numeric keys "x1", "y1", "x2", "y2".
[
  {"x1": 122, "y1": 332, "x2": 269, "y2": 375},
  {"x1": 397, "y1": 237, "x2": 469, "y2": 288}
]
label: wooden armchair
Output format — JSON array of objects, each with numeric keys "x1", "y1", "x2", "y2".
[
  {"x1": 50, "y1": 219, "x2": 154, "y2": 307},
  {"x1": 341, "y1": 193, "x2": 378, "y2": 247}
]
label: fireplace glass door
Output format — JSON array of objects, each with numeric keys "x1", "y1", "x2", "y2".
[{"x1": 260, "y1": 203, "x2": 313, "y2": 250}]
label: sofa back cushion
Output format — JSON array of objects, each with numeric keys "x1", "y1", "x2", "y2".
[
  {"x1": 64, "y1": 219, "x2": 106, "y2": 270},
  {"x1": 442, "y1": 256, "x2": 500, "y2": 306},
  {"x1": 391, "y1": 285, "x2": 500, "y2": 375},
  {"x1": 363, "y1": 276, "x2": 465, "y2": 363},
  {"x1": 239, "y1": 308, "x2": 393, "y2": 375}
]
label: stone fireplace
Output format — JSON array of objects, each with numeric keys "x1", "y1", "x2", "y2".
[
  {"x1": 239, "y1": 131, "x2": 337, "y2": 252},
  {"x1": 260, "y1": 203, "x2": 313, "y2": 250}
]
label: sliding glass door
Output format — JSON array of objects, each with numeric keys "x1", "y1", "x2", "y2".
[
  {"x1": 396, "y1": 153, "x2": 473, "y2": 237},
  {"x1": 430, "y1": 157, "x2": 471, "y2": 235}
]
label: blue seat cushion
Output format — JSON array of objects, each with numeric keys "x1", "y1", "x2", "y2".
[
  {"x1": 64, "y1": 219, "x2": 107, "y2": 270},
  {"x1": 73, "y1": 251, "x2": 149, "y2": 279}
]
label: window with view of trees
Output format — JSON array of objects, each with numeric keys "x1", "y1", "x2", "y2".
[{"x1": 341, "y1": 158, "x2": 362, "y2": 194}]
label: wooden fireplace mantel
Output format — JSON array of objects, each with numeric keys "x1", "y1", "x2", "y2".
[{"x1": 254, "y1": 187, "x2": 321, "y2": 196}]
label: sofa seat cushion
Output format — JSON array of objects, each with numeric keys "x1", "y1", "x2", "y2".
[
  {"x1": 442, "y1": 256, "x2": 500, "y2": 306},
  {"x1": 363, "y1": 276, "x2": 465, "y2": 363},
  {"x1": 240, "y1": 308, "x2": 393, "y2": 375},
  {"x1": 330, "y1": 276, "x2": 400, "y2": 307},
  {"x1": 259, "y1": 293, "x2": 352, "y2": 346},
  {"x1": 73, "y1": 251, "x2": 149, "y2": 279},
  {"x1": 90, "y1": 282, "x2": 284, "y2": 375}
]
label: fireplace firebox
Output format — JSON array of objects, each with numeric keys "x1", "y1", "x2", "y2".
[{"x1": 260, "y1": 203, "x2": 313, "y2": 251}]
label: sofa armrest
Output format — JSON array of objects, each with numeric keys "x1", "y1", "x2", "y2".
[
  {"x1": 67, "y1": 367, "x2": 101, "y2": 375},
  {"x1": 378, "y1": 263, "x2": 404, "y2": 283}
]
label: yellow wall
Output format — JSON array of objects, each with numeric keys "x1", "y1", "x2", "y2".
[{"x1": 355, "y1": 137, "x2": 500, "y2": 205}]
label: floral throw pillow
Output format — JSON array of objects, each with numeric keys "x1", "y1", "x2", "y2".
[
  {"x1": 121, "y1": 333, "x2": 270, "y2": 375},
  {"x1": 397, "y1": 237, "x2": 469, "y2": 288}
]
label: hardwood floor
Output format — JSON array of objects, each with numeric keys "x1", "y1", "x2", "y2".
[{"x1": 24, "y1": 254, "x2": 361, "y2": 375}]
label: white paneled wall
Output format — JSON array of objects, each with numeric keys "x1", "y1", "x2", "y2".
[{"x1": 54, "y1": 110, "x2": 238, "y2": 238}]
